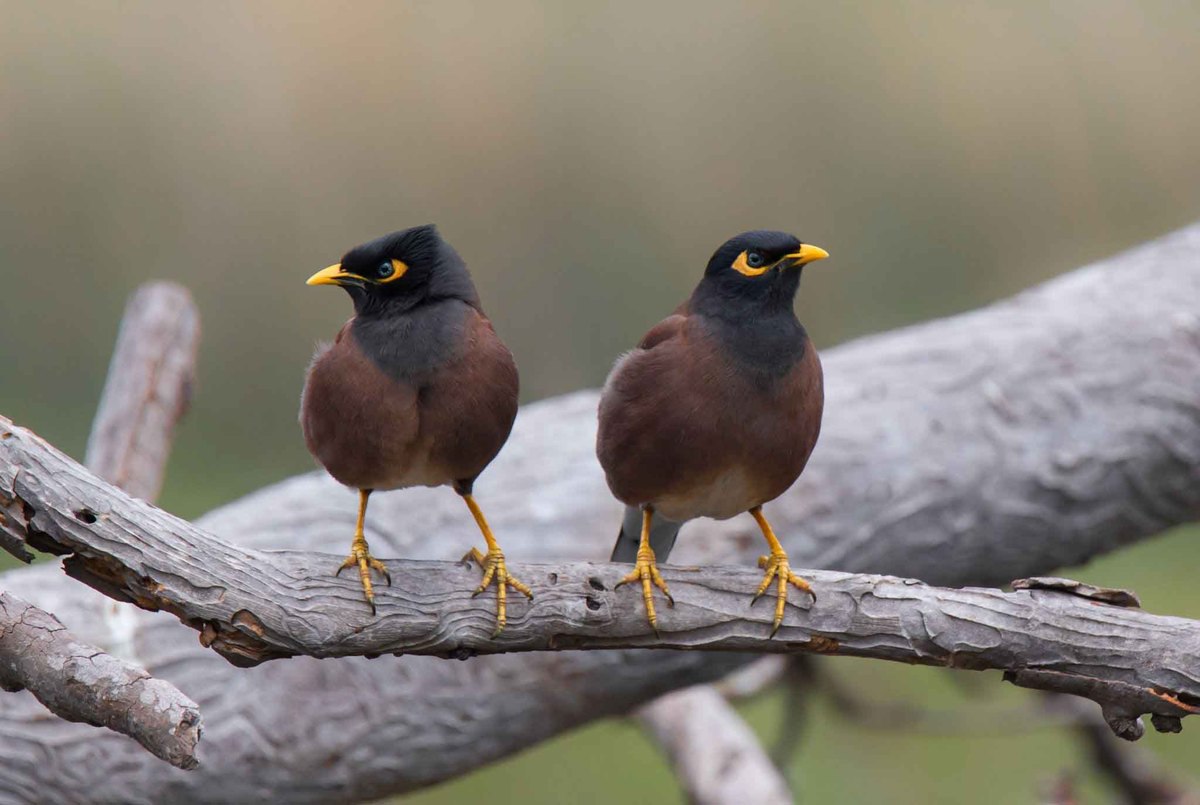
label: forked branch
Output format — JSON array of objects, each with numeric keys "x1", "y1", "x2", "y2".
[{"x1": 1, "y1": 418, "x2": 1198, "y2": 738}]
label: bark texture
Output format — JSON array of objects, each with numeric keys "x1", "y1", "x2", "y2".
[
  {"x1": 0, "y1": 224, "x2": 1198, "y2": 802},
  {"x1": 6, "y1": 435, "x2": 1200, "y2": 740},
  {"x1": 0, "y1": 282, "x2": 203, "y2": 775},
  {"x1": 0, "y1": 592, "x2": 201, "y2": 771}
]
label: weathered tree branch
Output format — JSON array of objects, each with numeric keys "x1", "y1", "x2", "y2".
[
  {"x1": 2, "y1": 422, "x2": 1199, "y2": 732},
  {"x1": 84, "y1": 282, "x2": 199, "y2": 503},
  {"x1": 0, "y1": 282, "x2": 203, "y2": 770},
  {"x1": 642, "y1": 658, "x2": 798, "y2": 805},
  {"x1": 0, "y1": 224, "x2": 1197, "y2": 802},
  {"x1": 0, "y1": 592, "x2": 201, "y2": 770},
  {"x1": 639, "y1": 686, "x2": 793, "y2": 805}
]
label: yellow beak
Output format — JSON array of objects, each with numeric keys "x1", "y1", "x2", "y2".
[
  {"x1": 306, "y1": 263, "x2": 352, "y2": 286},
  {"x1": 784, "y1": 244, "x2": 830, "y2": 266}
]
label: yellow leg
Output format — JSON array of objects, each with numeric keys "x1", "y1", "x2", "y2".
[
  {"x1": 335, "y1": 489, "x2": 391, "y2": 615},
  {"x1": 614, "y1": 508, "x2": 673, "y2": 634},
  {"x1": 749, "y1": 506, "x2": 815, "y2": 637},
  {"x1": 461, "y1": 493, "x2": 532, "y2": 636}
]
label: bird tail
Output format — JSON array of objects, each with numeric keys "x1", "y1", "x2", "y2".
[{"x1": 610, "y1": 505, "x2": 682, "y2": 563}]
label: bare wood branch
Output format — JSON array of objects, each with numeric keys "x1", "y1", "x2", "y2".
[
  {"x1": 0, "y1": 282, "x2": 203, "y2": 770},
  {"x1": 639, "y1": 687, "x2": 793, "y2": 805},
  {"x1": 1, "y1": 421, "x2": 1199, "y2": 733},
  {"x1": 0, "y1": 224, "x2": 1198, "y2": 801},
  {"x1": 1042, "y1": 693, "x2": 1200, "y2": 805},
  {"x1": 0, "y1": 592, "x2": 201, "y2": 769},
  {"x1": 84, "y1": 281, "x2": 199, "y2": 502}
]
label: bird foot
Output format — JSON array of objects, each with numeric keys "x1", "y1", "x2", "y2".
[
  {"x1": 751, "y1": 551, "x2": 815, "y2": 637},
  {"x1": 336, "y1": 536, "x2": 391, "y2": 615},
  {"x1": 615, "y1": 548, "x2": 674, "y2": 635},
  {"x1": 464, "y1": 547, "x2": 532, "y2": 636}
]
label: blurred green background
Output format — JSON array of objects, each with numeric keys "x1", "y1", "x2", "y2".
[{"x1": 2, "y1": 1, "x2": 1198, "y2": 802}]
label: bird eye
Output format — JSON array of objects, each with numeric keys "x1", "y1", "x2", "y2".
[
  {"x1": 376, "y1": 261, "x2": 395, "y2": 279},
  {"x1": 746, "y1": 252, "x2": 765, "y2": 268}
]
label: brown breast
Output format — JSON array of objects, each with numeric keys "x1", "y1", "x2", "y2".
[
  {"x1": 300, "y1": 311, "x2": 518, "y2": 491},
  {"x1": 597, "y1": 315, "x2": 823, "y2": 521}
]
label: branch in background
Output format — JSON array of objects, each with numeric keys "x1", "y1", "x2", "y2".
[
  {"x1": 0, "y1": 592, "x2": 201, "y2": 769},
  {"x1": 1043, "y1": 694, "x2": 1200, "y2": 805},
  {"x1": 1, "y1": 422, "x2": 1199, "y2": 735},
  {"x1": 639, "y1": 687, "x2": 793, "y2": 805},
  {"x1": 84, "y1": 282, "x2": 199, "y2": 502},
  {"x1": 1, "y1": 224, "x2": 1199, "y2": 802},
  {"x1": 0, "y1": 283, "x2": 202, "y2": 770}
]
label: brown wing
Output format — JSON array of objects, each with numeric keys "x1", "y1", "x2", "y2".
[{"x1": 596, "y1": 312, "x2": 698, "y2": 506}]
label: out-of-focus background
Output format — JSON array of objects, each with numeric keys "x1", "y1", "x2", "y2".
[{"x1": 2, "y1": 2, "x2": 1198, "y2": 802}]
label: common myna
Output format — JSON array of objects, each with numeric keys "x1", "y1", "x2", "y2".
[
  {"x1": 301, "y1": 225, "x2": 529, "y2": 631},
  {"x1": 597, "y1": 230, "x2": 829, "y2": 634}
]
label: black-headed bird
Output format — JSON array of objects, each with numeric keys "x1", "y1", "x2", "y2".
[
  {"x1": 301, "y1": 224, "x2": 529, "y2": 632},
  {"x1": 597, "y1": 230, "x2": 829, "y2": 635}
]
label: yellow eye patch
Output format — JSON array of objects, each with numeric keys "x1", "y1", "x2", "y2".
[
  {"x1": 377, "y1": 258, "x2": 408, "y2": 283},
  {"x1": 731, "y1": 250, "x2": 773, "y2": 277}
]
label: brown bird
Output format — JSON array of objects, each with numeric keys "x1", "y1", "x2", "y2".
[
  {"x1": 301, "y1": 225, "x2": 530, "y2": 631},
  {"x1": 597, "y1": 230, "x2": 829, "y2": 635}
]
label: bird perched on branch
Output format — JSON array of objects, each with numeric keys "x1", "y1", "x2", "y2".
[
  {"x1": 597, "y1": 230, "x2": 829, "y2": 635},
  {"x1": 301, "y1": 225, "x2": 529, "y2": 631}
]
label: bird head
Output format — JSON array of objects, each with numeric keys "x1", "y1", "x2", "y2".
[
  {"x1": 696, "y1": 230, "x2": 829, "y2": 315},
  {"x1": 306, "y1": 225, "x2": 479, "y2": 316}
]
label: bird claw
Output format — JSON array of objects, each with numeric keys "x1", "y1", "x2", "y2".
[
  {"x1": 752, "y1": 551, "x2": 815, "y2": 637},
  {"x1": 616, "y1": 548, "x2": 673, "y2": 634},
  {"x1": 336, "y1": 537, "x2": 391, "y2": 615},
  {"x1": 463, "y1": 546, "x2": 532, "y2": 635}
]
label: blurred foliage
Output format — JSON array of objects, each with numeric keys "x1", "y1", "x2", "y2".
[{"x1": 1, "y1": 1, "x2": 1198, "y2": 802}]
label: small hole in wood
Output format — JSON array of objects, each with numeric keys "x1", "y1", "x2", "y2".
[
  {"x1": 585, "y1": 597, "x2": 602, "y2": 611},
  {"x1": 73, "y1": 508, "x2": 97, "y2": 524},
  {"x1": 588, "y1": 577, "x2": 605, "y2": 591}
]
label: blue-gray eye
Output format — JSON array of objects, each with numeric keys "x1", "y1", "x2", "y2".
[
  {"x1": 376, "y1": 261, "x2": 395, "y2": 279},
  {"x1": 746, "y1": 252, "x2": 764, "y2": 268}
]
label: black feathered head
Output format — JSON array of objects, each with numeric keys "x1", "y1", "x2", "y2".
[
  {"x1": 307, "y1": 225, "x2": 479, "y2": 316},
  {"x1": 693, "y1": 230, "x2": 829, "y2": 318}
]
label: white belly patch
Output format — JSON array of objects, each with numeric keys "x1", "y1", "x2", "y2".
[{"x1": 655, "y1": 466, "x2": 760, "y2": 521}]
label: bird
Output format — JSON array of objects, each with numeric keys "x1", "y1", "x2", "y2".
[
  {"x1": 300, "y1": 224, "x2": 530, "y2": 632},
  {"x1": 596, "y1": 230, "x2": 829, "y2": 635}
]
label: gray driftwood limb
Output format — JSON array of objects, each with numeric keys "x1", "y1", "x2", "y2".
[
  {"x1": 643, "y1": 658, "x2": 795, "y2": 805},
  {"x1": 7, "y1": 424, "x2": 1200, "y2": 734},
  {"x1": 84, "y1": 281, "x2": 199, "y2": 502},
  {"x1": 0, "y1": 282, "x2": 203, "y2": 773},
  {"x1": 639, "y1": 686, "x2": 794, "y2": 805},
  {"x1": 0, "y1": 224, "x2": 1198, "y2": 802},
  {"x1": 0, "y1": 592, "x2": 201, "y2": 771}
]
